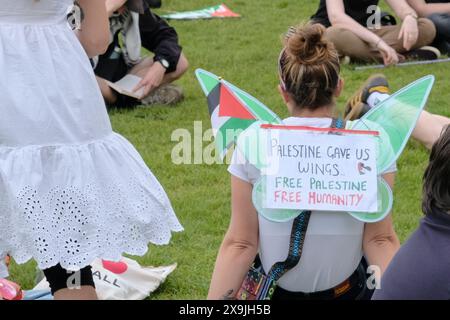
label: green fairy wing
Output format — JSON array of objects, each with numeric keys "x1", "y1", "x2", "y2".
[
  {"x1": 348, "y1": 75, "x2": 435, "y2": 223},
  {"x1": 349, "y1": 75, "x2": 435, "y2": 172},
  {"x1": 196, "y1": 69, "x2": 281, "y2": 160}
]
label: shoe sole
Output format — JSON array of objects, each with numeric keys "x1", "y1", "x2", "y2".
[
  {"x1": 421, "y1": 46, "x2": 441, "y2": 58},
  {"x1": 404, "y1": 46, "x2": 441, "y2": 61}
]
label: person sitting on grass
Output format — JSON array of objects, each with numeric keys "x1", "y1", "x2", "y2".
[
  {"x1": 372, "y1": 125, "x2": 450, "y2": 300},
  {"x1": 95, "y1": 0, "x2": 189, "y2": 108},
  {"x1": 208, "y1": 23, "x2": 400, "y2": 301},
  {"x1": 310, "y1": 0, "x2": 440, "y2": 65},
  {"x1": 344, "y1": 74, "x2": 450, "y2": 150},
  {"x1": 407, "y1": 0, "x2": 450, "y2": 54}
]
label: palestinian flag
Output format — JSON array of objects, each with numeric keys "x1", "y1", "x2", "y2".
[
  {"x1": 196, "y1": 69, "x2": 281, "y2": 160},
  {"x1": 161, "y1": 4, "x2": 240, "y2": 20}
]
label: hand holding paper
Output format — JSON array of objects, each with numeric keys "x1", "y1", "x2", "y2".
[
  {"x1": 106, "y1": 74, "x2": 145, "y2": 100},
  {"x1": 133, "y1": 62, "x2": 166, "y2": 98}
]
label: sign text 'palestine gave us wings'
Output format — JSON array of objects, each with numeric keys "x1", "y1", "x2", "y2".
[{"x1": 262, "y1": 126, "x2": 379, "y2": 213}]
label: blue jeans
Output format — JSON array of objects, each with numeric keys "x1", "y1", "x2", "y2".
[{"x1": 428, "y1": 13, "x2": 450, "y2": 54}]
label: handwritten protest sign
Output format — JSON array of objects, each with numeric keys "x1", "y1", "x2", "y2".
[{"x1": 262, "y1": 126, "x2": 378, "y2": 213}]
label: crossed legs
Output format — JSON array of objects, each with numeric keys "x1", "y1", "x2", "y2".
[{"x1": 97, "y1": 53, "x2": 189, "y2": 105}]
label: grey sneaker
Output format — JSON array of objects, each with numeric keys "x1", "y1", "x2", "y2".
[
  {"x1": 344, "y1": 74, "x2": 390, "y2": 121},
  {"x1": 140, "y1": 84, "x2": 184, "y2": 106}
]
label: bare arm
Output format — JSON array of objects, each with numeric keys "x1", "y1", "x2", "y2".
[
  {"x1": 326, "y1": 0, "x2": 399, "y2": 65},
  {"x1": 386, "y1": 0, "x2": 422, "y2": 50},
  {"x1": 76, "y1": 0, "x2": 110, "y2": 57},
  {"x1": 363, "y1": 173, "x2": 400, "y2": 275},
  {"x1": 386, "y1": 0, "x2": 418, "y2": 20},
  {"x1": 407, "y1": 0, "x2": 450, "y2": 16},
  {"x1": 207, "y1": 176, "x2": 259, "y2": 300},
  {"x1": 326, "y1": 0, "x2": 381, "y2": 47}
]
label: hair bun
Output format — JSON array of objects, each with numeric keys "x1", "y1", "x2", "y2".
[
  {"x1": 285, "y1": 23, "x2": 330, "y2": 65},
  {"x1": 278, "y1": 23, "x2": 340, "y2": 110}
]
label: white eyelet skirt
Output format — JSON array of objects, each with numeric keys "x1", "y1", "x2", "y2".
[{"x1": 0, "y1": 4, "x2": 183, "y2": 276}]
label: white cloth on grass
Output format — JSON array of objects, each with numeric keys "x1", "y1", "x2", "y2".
[
  {"x1": 0, "y1": 0, "x2": 182, "y2": 276},
  {"x1": 228, "y1": 117, "x2": 397, "y2": 293}
]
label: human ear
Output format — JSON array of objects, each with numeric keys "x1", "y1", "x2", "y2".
[
  {"x1": 278, "y1": 84, "x2": 290, "y2": 104},
  {"x1": 334, "y1": 77, "x2": 344, "y2": 98}
]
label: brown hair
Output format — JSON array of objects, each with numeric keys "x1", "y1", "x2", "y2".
[
  {"x1": 278, "y1": 23, "x2": 340, "y2": 110},
  {"x1": 422, "y1": 125, "x2": 450, "y2": 216}
]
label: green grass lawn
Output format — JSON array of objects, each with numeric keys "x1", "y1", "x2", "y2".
[{"x1": 8, "y1": 0, "x2": 450, "y2": 299}]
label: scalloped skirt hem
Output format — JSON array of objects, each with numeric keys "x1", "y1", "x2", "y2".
[{"x1": 0, "y1": 132, "x2": 183, "y2": 277}]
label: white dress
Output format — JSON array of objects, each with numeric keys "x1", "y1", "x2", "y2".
[{"x1": 0, "y1": 0, "x2": 183, "y2": 277}]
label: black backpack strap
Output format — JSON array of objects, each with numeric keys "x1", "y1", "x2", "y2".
[{"x1": 266, "y1": 117, "x2": 346, "y2": 283}]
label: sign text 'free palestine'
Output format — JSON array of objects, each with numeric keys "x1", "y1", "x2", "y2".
[{"x1": 263, "y1": 126, "x2": 378, "y2": 213}]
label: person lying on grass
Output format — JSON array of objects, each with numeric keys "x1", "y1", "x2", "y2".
[{"x1": 344, "y1": 73, "x2": 450, "y2": 150}]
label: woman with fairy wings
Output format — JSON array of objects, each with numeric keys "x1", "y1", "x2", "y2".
[{"x1": 208, "y1": 23, "x2": 400, "y2": 300}]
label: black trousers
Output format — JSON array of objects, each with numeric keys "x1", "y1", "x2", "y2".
[{"x1": 428, "y1": 13, "x2": 450, "y2": 55}]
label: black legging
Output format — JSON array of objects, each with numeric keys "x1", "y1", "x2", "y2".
[
  {"x1": 43, "y1": 264, "x2": 95, "y2": 295},
  {"x1": 428, "y1": 13, "x2": 450, "y2": 54}
]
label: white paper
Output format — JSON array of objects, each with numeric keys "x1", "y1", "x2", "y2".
[
  {"x1": 106, "y1": 74, "x2": 145, "y2": 100},
  {"x1": 263, "y1": 128, "x2": 378, "y2": 213}
]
